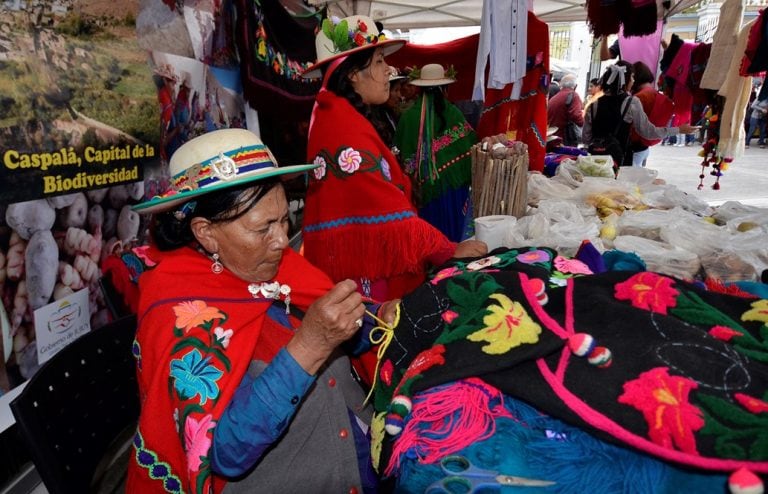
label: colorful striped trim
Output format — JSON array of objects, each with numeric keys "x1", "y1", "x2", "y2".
[
  {"x1": 132, "y1": 430, "x2": 184, "y2": 493},
  {"x1": 482, "y1": 88, "x2": 539, "y2": 114},
  {"x1": 531, "y1": 123, "x2": 546, "y2": 147},
  {"x1": 168, "y1": 144, "x2": 275, "y2": 195},
  {"x1": 303, "y1": 211, "x2": 416, "y2": 232},
  {"x1": 416, "y1": 150, "x2": 471, "y2": 186}
]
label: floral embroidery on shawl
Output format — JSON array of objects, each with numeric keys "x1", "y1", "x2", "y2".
[
  {"x1": 311, "y1": 146, "x2": 391, "y2": 180},
  {"x1": 468, "y1": 294, "x2": 542, "y2": 354},
  {"x1": 614, "y1": 271, "x2": 678, "y2": 314},
  {"x1": 618, "y1": 367, "x2": 704, "y2": 454},
  {"x1": 166, "y1": 300, "x2": 232, "y2": 489}
]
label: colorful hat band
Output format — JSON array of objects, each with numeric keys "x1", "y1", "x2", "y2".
[{"x1": 167, "y1": 144, "x2": 275, "y2": 195}]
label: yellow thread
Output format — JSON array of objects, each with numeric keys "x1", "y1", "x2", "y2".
[{"x1": 363, "y1": 303, "x2": 401, "y2": 405}]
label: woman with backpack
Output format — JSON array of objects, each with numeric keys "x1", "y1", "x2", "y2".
[
  {"x1": 629, "y1": 61, "x2": 675, "y2": 167},
  {"x1": 583, "y1": 61, "x2": 698, "y2": 172}
]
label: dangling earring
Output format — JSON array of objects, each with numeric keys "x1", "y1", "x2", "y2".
[{"x1": 211, "y1": 253, "x2": 224, "y2": 274}]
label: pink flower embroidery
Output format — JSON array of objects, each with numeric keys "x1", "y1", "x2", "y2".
[
  {"x1": 184, "y1": 414, "x2": 216, "y2": 472},
  {"x1": 614, "y1": 272, "x2": 678, "y2": 315},
  {"x1": 338, "y1": 147, "x2": 362, "y2": 173},
  {"x1": 430, "y1": 266, "x2": 462, "y2": 285},
  {"x1": 618, "y1": 367, "x2": 703, "y2": 454},
  {"x1": 441, "y1": 310, "x2": 459, "y2": 324},
  {"x1": 734, "y1": 393, "x2": 768, "y2": 414},
  {"x1": 313, "y1": 156, "x2": 327, "y2": 180},
  {"x1": 708, "y1": 325, "x2": 743, "y2": 342},
  {"x1": 517, "y1": 249, "x2": 551, "y2": 264},
  {"x1": 554, "y1": 256, "x2": 593, "y2": 275}
]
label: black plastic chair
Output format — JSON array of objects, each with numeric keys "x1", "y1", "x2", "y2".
[{"x1": 10, "y1": 315, "x2": 139, "y2": 494}]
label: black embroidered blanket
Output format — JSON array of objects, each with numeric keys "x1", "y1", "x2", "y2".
[{"x1": 371, "y1": 247, "x2": 768, "y2": 476}]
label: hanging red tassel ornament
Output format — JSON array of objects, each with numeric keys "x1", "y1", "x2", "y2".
[{"x1": 697, "y1": 138, "x2": 718, "y2": 191}]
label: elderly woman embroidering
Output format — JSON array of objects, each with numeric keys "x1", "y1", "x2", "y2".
[
  {"x1": 126, "y1": 128, "x2": 399, "y2": 493},
  {"x1": 300, "y1": 16, "x2": 486, "y2": 305}
]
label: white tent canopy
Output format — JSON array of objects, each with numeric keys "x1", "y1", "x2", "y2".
[{"x1": 307, "y1": 0, "x2": 702, "y2": 29}]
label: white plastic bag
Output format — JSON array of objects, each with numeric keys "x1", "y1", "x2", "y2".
[{"x1": 613, "y1": 235, "x2": 701, "y2": 279}]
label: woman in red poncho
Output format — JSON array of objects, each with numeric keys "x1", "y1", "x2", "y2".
[
  {"x1": 301, "y1": 15, "x2": 486, "y2": 303},
  {"x1": 126, "y1": 128, "x2": 399, "y2": 493}
]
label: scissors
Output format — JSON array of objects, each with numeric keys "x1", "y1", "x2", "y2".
[{"x1": 426, "y1": 455, "x2": 556, "y2": 493}]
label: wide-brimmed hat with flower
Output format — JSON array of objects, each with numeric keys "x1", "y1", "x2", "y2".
[
  {"x1": 302, "y1": 15, "x2": 405, "y2": 79},
  {"x1": 408, "y1": 63, "x2": 457, "y2": 87},
  {"x1": 133, "y1": 129, "x2": 318, "y2": 214}
]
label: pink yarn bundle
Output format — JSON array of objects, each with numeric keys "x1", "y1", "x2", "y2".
[{"x1": 385, "y1": 378, "x2": 513, "y2": 476}]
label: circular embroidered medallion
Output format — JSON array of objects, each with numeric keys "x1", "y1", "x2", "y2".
[{"x1": 212, "y1": 153, "x2": 238, "y2": 180}]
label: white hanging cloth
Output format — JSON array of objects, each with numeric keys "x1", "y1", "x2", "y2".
[{"x1": 472, "y1": 0, "x2": 528, "y2": 102}]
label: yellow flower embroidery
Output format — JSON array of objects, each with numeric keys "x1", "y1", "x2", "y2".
[
  {"x1": 173, "y1": 300, "x2": 226, "y2": 332},
  {"x1": 741, "y1": 299, "x2": 768, "y2": 325},
  {"x1": 468, "y1": 294, "x2": 542, "y2": 354}
]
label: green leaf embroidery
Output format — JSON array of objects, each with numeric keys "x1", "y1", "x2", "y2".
[
  {"x1": 438, "y1": 274, "x2": 503, "y2": 345},
  {"x1": 696, "y1": 393, "x2": 768, "y2": 460}
]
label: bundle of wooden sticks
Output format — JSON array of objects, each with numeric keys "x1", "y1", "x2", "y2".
[{"x1": 470, "y1": 139, "x2": 528, "y2": 218}]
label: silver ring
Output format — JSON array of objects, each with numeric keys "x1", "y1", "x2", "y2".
[{"x1": 355, "y1": 318, "x2": 363, "y2": 328}]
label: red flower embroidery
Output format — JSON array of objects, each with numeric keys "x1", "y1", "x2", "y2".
[
  {"x1": 614, "y1": 272, "x2": 678, "y2": 315},
  {"x1": 354, "y1": 33, "x2": 366, "y2": 46},
  {"x1": 358, "y1": 20, "x2": 368, "y2": 32},
  {"x1": 400, "y1": 345, "x2": 446, "y2": 385},
  {"x1": 618, "y1": 367, "x2": 704, "y2": 454},
  {"x1": 380, "y1": 359, "x2": 394, "y2": 387},
  {"x1": 708, "y1": 325, "x2": 743, "y2": 342},
  {"x1": 734, "y1": 393, "x2": 768, "y2": 414}
]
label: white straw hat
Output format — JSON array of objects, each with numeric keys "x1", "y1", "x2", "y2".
[
  {"x1": 409, "y1": 63, "x2": 456, "y2": 87},
  {"x1": 133, "y1": 129, "x2": 318, "y2": 214},
  {"x1": 302, "y1": 15, "x2": 405, "y2": 79}
]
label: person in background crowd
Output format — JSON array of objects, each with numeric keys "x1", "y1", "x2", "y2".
[
  {"x1": 583, "y1": 61, "x2": 698, "y2": 169},
  {"x1": 126, "y1": 128, "x2": 400, "y2": 493},
  {"x1": 629, "y1": 61, "x2": 675, "y2": 166},
  {"x1": 548, "y1": 77, "x2": 561, "y2": 99},
  {"x1": 583, "y1": 77, "x2": 603, "y2": 114},
  {"x1": 547, "y1": 73, "x2": 584, "y2": 147},
  {"x1": 300, "y1": 16, "x2": 486, "y2": 382},
  {"x1": 383, "y1": 67, "x2": 408, "y2": 147},
  {"x1": 745, "y1": 96, "x2": 768, "y2": 148},
  {"x1": 398, "y1": 66, "x2": 422, "y2": 110},
  {"x1": 395, "y1": 63, "x2": 478, "y2": 242}
]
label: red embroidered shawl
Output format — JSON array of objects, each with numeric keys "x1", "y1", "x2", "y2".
[
  {"x1": 126, "y1": 246, "x2": 332, "y2": 493},
  {"x1": 303, "y1": 90, "x2": 455, "y2": 288}
]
